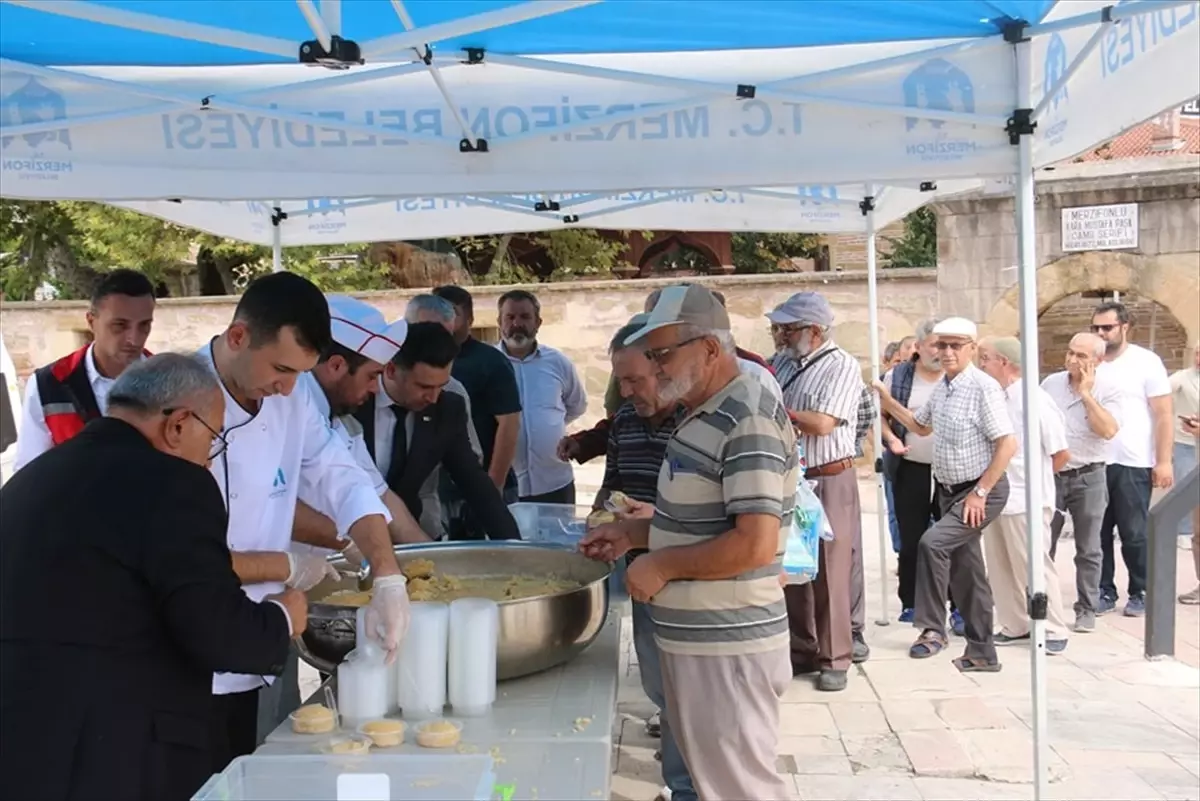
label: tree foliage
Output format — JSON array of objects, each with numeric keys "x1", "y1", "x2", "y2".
[
  {"x1": 452, "y1": 229, "x2": 631, "y2": 284},
  {"x1": 883, "y1": 206, "x2": 937, "y2": 269},
  {"x1": 729, "y1": 232, "x2": 821, "y2": 273}
]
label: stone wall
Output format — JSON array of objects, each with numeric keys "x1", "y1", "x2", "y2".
[{"x1": 0, "y1": 270, "x2": 939, "y2": 432}]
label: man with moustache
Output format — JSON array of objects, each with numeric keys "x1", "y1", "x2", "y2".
[
  {"x1": 1090, "y1": 301, "x2": 1174, "y2": 616},
  {"x1": 497, "y1": 289, "x2": 587, "y2": 504},
  {"x1": 581, "y1": 285, "x2": 796, "y2": 800},
  {"x1": 14, "y1": 269, "x2": 156, "y2": 470},
  {"x1": 1043, "y1": 333, "x2": 1122, "y2": 631}
]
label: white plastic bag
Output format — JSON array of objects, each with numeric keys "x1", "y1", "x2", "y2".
[{"x1": 783, "y1": 473, "x2": 833, "y2": 585}]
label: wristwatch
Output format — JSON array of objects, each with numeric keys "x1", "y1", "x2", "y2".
[{"x1": 972, "y1": 486, "x2": 989, "y2": 499}]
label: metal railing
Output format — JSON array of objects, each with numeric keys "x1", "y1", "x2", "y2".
[{"x1": 1145, "y1": 464, "x2": 1200, "y2": 659}]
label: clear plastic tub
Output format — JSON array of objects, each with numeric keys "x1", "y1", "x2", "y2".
[
  {"x1": 507, "y1": 502, "x2": 591, "y2": 545},
  {"x1": 414, "y1": 718, "x2": 464, "y2": 749},
  {"x1": 192, "y1": 754, "x2": 495, "y2": 801}
]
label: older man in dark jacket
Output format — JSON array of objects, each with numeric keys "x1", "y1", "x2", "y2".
[{"x1": 0, "y1": 353, "x2": 304, "y2": 801}]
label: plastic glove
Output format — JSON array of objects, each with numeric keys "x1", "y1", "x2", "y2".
[
  {"x1": 364, "y1": 574, "x2": 411, "y2": 664},
  {"x1": 285, "y1": 550, "x2": 339, "y2": 592}
]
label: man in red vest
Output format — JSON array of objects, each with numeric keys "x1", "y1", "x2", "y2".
[{"x1": 13, "y1": 269, "x2": 155, "y2": 472}]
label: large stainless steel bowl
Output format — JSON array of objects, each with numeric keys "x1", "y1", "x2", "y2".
[{"x1": 297, "y1": 541, "x2": 612, "y2": 680}]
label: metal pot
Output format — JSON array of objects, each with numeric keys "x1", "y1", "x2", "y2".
[{"x1": 297, "y1": 541, "x2": 612, "y2": 680}]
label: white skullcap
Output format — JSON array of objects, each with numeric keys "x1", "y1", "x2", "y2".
[
  {"x1": 326, "y1": 294, "x2": 407, "y2": 366},
  {"x1": 931, "y1": 317, "x2": 978, "y2": 340}
]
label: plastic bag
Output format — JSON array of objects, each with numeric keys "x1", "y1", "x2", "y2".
[{"x1": 783, "y1": 442, "x2": 835, "y2": 585}]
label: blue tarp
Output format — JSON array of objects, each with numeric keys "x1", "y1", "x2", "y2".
[{"x1": 0, "y1": 0, "x2": 1057, "y2": 66}]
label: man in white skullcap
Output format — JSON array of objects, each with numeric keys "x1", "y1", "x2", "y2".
[{"x1": 875, "y1": 317, "x2": 1017, "y2": 674}]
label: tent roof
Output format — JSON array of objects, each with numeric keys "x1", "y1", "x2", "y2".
[{"x1": 0, "y1": 1, "x2": 1057, "y2": 66}]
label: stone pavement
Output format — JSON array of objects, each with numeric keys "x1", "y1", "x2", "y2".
[{"x1": 591, "y1": 472, "x2": 1200, "y2": 801}]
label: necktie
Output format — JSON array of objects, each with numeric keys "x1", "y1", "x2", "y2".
[{"x1": 386, "y1": 405, "x2": 408, "y2": 489}]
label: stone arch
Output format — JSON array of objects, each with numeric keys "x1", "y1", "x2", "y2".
[
  {"x1": 637, "y1": 233, "x2": 722, "y2": 275},
  {"x1": 983, "y1": 251, "x2": 1199, "y2": 345}
]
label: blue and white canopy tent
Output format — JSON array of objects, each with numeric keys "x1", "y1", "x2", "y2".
[{"x1": 2, "y1": 2, "x2": 1198, "y2": 795}]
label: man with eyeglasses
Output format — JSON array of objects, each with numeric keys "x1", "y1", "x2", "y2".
[
  {"x1": 0, "y1": 354, "x2": 303, "y2": 800},
  {"x1": 875, "y1": 317, "x2": 1016, "y2": 673},
  {"x1": 1090, "y1": 301, "x2": 1174, "y2": 617},
  {"x1": 770, "y1": 292, "x2": 867, "y2": 691}
]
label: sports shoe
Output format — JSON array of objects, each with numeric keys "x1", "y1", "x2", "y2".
[
  {"x1": 899, "y1": 607, "x2": 915, "y2": 623},
  {"x1": 851, "y1": 631, "x2": 870, "y2": 663},
  {"x1": 1046, "y1": 638, "x2": 1068, "y2": 655},
  {"x1": 817, "y1": 669, "x2": 848, "y2": 692},
  {"x1": 1179, "y1": 585, "x2": 1200, "y2": 605},
  {"x1": 645, "y1": 711, "x2": 661, "y2": 738},
  {"x1": 994, "y1": 632, "x2": 1030, "y2": 645},
  {"x1": 654, "y1": 787, "x2": 673, "y2": 801},
  {"x1": 1097, "y1": 594, "x2": 1117, "y2": 615},
  {"x1": 950, "y1": 609, "x2": 966, "y2": 637},
  {"x1": 1123, "y1": 595, "x2": 1146, "y2": 617},
  {"x1": 1073, "y1": 610, "x2": 1096, "y2": 632}
]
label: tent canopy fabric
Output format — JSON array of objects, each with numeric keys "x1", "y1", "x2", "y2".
[{"x1": 1, "y1": 0, "x2": 1196, "y2": 202}]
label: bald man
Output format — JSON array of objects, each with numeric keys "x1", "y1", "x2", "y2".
[{"x1": 1041, "y1": 333, "x2": 1122, "y2": 632}]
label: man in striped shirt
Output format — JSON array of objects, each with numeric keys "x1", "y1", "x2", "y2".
[
  {"x1": 771, "y1": 292, "x2": 867, "y2": 692},
  {"x1": 581, "y1": 285, "x2": 797, "y2": 801}
]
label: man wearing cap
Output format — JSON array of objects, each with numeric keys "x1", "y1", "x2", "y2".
[
  {"x1": 978, "y1": 337, "x2": 1071, "y2": 653},
  {"x1": 580, "y1": 284, "x2": 797, "y2": 801},
  {"x1": 769, "y1": 292, "x2": 867, "y2": 691},
  {"x1": 875, "y1": 317, "x2": 1016, "y2": 673}
]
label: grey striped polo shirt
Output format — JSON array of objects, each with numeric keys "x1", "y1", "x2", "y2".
[{"x1": 649, "y1": 373, "x2": 799, "y2": 657}]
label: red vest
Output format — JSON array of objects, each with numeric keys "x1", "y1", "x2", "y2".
[{"x1": 34, "y1": 346, "x2": 150, "y2": 446}]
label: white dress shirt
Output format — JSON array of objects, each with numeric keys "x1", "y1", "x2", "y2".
[
  {"x1": 13, "y1": 344, "x2": 131, "y2": 472},
  {"x1": 1097, "y1": 344, "x2": 1171, "y2": 468},
  {"x1": 1041, "y1": 370, "x2": 1122, "y2": 470},
  {"x1": 197, "y1": 344, "x2": 389, "y2": 696},
  {"x1": 738, "y1": 357, "x2": 783, "y2": 403},
  {"x1": 1000, "y1": 379, "x2": 1069, "y2": 516},
  {"x1": 499, "y1": 342, "x2": 587, "y2": 497}
]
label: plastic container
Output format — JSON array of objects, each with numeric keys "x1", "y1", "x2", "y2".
[
  {"x1": 358, "y1": 719, "x2": 405, "y2": 747},
  {"x1": 191, "y1": 754, "x2": 495, "y2": 801},
  {"x1": 321, "y1": 733, "x2": 373, "y2": 755},
  {"x1": 413, "y1": 719, "x2": 464, "y2": 749},
  {"x1": 288, "y1": 704, "x2": 336, "y2": 735},
  {"x1": 506, "y1": 502, "x2": 593, "y2": 545},
  {"x1": 448, "y1": 598, "x2": 499, "y2": 717},
  {"x1": 397, "y1": 602, "x2": 449, "y2": 719}
]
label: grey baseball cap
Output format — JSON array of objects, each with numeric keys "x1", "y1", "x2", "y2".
[
  {"x1": 766, "y1": 291, "x2": 834, "y2": 327},
  {"x1": 625, "y1": 284, "x2": 730, "y2": 345}
]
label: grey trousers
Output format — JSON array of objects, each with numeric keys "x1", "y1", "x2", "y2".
[
  {"x1": 913, "y1": 476, "x2": 1009, "y2": 663},
  {"x1": 1049, "y1": 465, "x2": 1108, "y2": 615}
]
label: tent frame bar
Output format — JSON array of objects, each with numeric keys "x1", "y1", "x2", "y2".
[
  {"x1": 1026, "y1": 0, "x2": 1198, "y2": 36},
  {"x1": 1031, "y1": 17, "x2": 1112, "y2": 122},
  {"x1": 296, "y1": 0, "x2": 334, "y2": 53}
]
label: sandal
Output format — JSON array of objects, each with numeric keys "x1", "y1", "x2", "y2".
[
  {"x1": 952, "y1": 656, "x2": 1002, "y2": 673},
  {"x1": 909, "y1": 630, "x2": 946, "y2": 659}
]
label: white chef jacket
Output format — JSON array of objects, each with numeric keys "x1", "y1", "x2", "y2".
[
  {"x1": 13, "y1": 344, "x2": 134, "y2": 472},
  {"x1": 197, "y1": 345, "x2": 389, "y2": 695},
  {"x1": 498, "y1": 342, "x2": 587, "y2": 497}
]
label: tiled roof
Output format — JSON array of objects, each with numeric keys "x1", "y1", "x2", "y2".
[{"x1": 1078, "y1": 117, "x2": 1200, "y2": 161}]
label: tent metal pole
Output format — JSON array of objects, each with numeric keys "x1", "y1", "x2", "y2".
[
  {"x1": 863, "y1": 184, "x2": 891, "y2": 628},
  {"x1": 271, "y1": 202, "x2": 284, "y2": 273},
  {"x1": 2, "y1": 0, "x2": 298, "y2": 59},
  {"x1": 1027, "y1": 0, "x2": 1198, "y2": 37},
  {"x1": 319, "y1": 0, "x2": 342, "y2": 36},
  {"x1": 361, "y1": 0, "x2": 599, "y2": 60},
  {"x1": 1013, "y1": 30, "x2": 1050, "y2": 801},
  {"x1": 1031, "y1": 20, "x2": 1111, "y2": 122},
  {"x1": 296, "y1": 0, "x2": 334, "y2": 52},
  {"x1": 387, "y1": 0, "x2": 479, "y2": 143}
]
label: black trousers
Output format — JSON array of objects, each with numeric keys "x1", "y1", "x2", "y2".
[
  {"x1": 894, "y1": 460, "x2": 957, "y2": 611},
  {"x1": 520, "y1": 481, "x2": 577, "y2": 506},
  {"x1": 209, "y1": 689, "x2": 260, "y2": 774},
  {"x1": 1099, "y1": 464, "x2": 1152, "y2": 600}
]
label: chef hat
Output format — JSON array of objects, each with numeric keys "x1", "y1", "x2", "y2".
[{"x1": 325, "y1": 294, "x2": 408, "y2": 366}]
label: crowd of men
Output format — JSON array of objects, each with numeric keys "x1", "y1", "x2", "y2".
[{"x1": 0, "y1": 268, "x2": 1196, "y2": 801}]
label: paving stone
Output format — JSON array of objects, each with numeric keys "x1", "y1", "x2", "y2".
[
  {"x1": 783, "y1": 672, "x2": 880, "y2": 703},
  {"x1": 779, "y1": 735, "x2": 848, "y2": 757},
  {"x1": 914, "y1": 777, "x2": 1040, "y2": 800},
  {"x1": 954, "y1": 728, "x2": 1071, "y2": 783},
  {"x1": 842, "y1": 733, "x2": 912, "y2": 775},
  {"x1": 1130, "y1": 765, "x2": 1200, "y2": 799},
  {"x1": 1171, "y1": 753, "x2": 1200, "y2": 779},
  {"x1": 1010, "y1": 700, "x2": 1200, "y2": 755},
  {"x1": 795, "y1": 773, "x2": 923, "y2": 801},
  {"x1": 780, "y1": 703, "x2": 840, "y2": 737},
  {"x1": 1043, "y1": 766, "x2": 1168, "y2": 801},
  {"x1": 1053, "y1": 748, "x2": 1183, "y2": 770},
  {"x1": 933, "y1": 697, "x2": 1014, "y2": 730},
  {"x1": 880, "y1": 699, "x2": 947, "y2": 732},
  {"x1": 861, "y1": 658, "x2": 978, "y2": 699},
  {"x1": 896, "y1": 729, "x2": 975, "y2": 778},
  {"x1": 829, "y1": 702, "x2": 891, "y2": 735},
  {"x1": 1140, "y1": 693, "x2": 1200, "y2": 742},
  {"x1": 1104, "y1": 660, "x2": 1200, "y2": 689},
  {"x1": 609, "y1": 770, "x2": 663, "y2": 801}
]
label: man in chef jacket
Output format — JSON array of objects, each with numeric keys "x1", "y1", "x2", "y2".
[
  {"x1": 196, "y1": 272, "x2": 411, "y2": 772},
  {"x1": 291, "y1": 294, "x2": 434, "y2": 556}
]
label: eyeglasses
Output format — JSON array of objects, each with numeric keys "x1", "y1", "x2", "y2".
[
  {"x1": 934, "y1": 341, "x2": 973, "y2": 352},
  {"x1": 644, "y1": 336, "x2": 703, "y2": 363},
  {"x1": 1090, "y1": 323, "x2": 1120, "y2": 333},
  {"x1": 769, "y1": 323, "x2": 807, "y2": 336},
  {"x1": 164, "y1": 407, "x2": 228, "y2": 460}
]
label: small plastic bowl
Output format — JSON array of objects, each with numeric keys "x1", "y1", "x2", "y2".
[
  {"x1": 414, "y1": 719, "x2": 463, "y2": 749},
  {"x1": 358, "y1": 719, "x2": 406, "y2": 747},
  {"x1": 289, "y1": 706, "x2": 336, "y2": 734},
  {"x1": 323, "y1": 734, "x2": 373, "y2": 755}
]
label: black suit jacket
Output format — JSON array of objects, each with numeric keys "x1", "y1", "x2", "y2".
[
  {"x1": 0, "y1": 418, "x2": 291, "y2": 801},
  {"x1": 356, "y1": 391, "x2": 519, "y2": 540}
]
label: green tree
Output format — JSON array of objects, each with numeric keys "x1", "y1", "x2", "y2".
[
  {"x1": 883, "y1": 206, "x2": 937, "y2": 268},
  {"x1": 452, "y1": 229, "x2": 631, "y2": 283},
  {"x1": 730, "y1": 232, "x2": 821, "y2": 273}
]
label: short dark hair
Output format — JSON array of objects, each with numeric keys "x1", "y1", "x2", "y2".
[
  {"x1": 91, "y1": 268, "x2": 155, "y2": 308},
  {"x1": 1093, "y1": 300, "x2": 1131, "y2": 325},
  {"x1": 319, "y1": 341, "x2": 370, "y2": 374},
  {"x1": 393, "y1": 321, "x2": 459, "y2": 370},
  {"x1": 883, "y1": 341, "x2": 900, "y2": 362},
  {"x1": 433, "y1": 285, "x2": 473, "y2": 316},
  {"x1": 609, "y1": 322, "x2": 645, "y2": 354},
  {"x1": 233, "y1": 272, "x2": 332, "y2": 353},
  {"x1": 498, "y1": 289, "x2": 540, "y2": 314}
]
